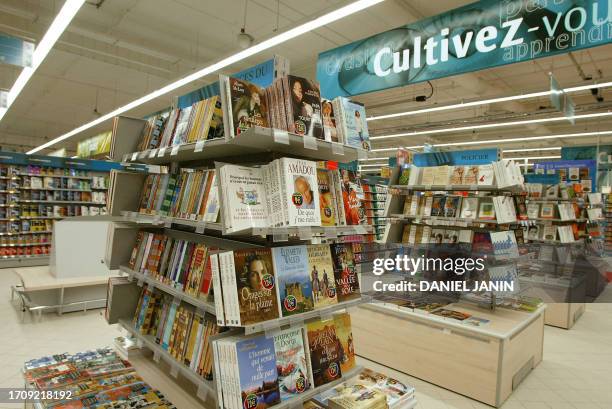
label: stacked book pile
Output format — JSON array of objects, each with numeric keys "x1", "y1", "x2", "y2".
[
  {"x1": 212, "y1": 312, "x2": 356, "y2": 408},
  {"x1": 132, "y1": 285, "x2": 220, "y2": 379},
  {"x1": 212, "y1": 243, "x2": 361, "y2": 326},
  {"x1": 23, "y1": 347, "x2": 176, "y2": 408}
]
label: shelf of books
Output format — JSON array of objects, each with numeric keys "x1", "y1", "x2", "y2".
[
  {"x1": 101, "y1": 67, "x2": 416, "y2": 409},
  {"x1": 0, "y1": 158, "x2": 111, "y2": 267}
]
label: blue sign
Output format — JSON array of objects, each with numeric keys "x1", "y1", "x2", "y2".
[
  {"x1": 413, "y1": 148, "x2": 499, "y2": 167},
  {"x1": 524, "y1": 173, "x2": 560, "y2": 185},
  {"x1": 317, "y1": 0, "x2": 612, "y2": 98},
  {"x1": 534, "y1": 159, "x2": 597, "y2": 191},
  {"x1": 0, "y1": 34, "x2": 33, "y2": 68},
  {"x1": 0, "y1": 150, "x2": 123, "y2": 172},
  {"x1": 177, "y1": 58, "x2": 279, "y2": 109}
]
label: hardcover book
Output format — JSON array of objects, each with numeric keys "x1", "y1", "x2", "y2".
[
  {"x1": 330, "y1": 244, "x2": 361, "y2": 302},
  {"x1": 233, "y1": 248, "x2": 280, "y2": 325},
  {"x1": 284, "y1": 76, "x2": 324, "y2": 139},
  {"x1": 272, "y1": 246, "x2": 314, "y2": 317},
  {"x1": 306, "y1": 244, "x2": 339, "y2": 309},
  {"x1": 306, "y1": 318, "x2": 342, "y2": 387},
  {"x1": 235, "y1": 335, "x2": 281, "y2": 409},
  {"x1": 273, "y1": 327, "x2": 312, "y2": 400},
  {"x1": 334, "y1": 312, "x2": 355, "y2": 374}
]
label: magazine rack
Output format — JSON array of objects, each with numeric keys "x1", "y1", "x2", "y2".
[{"x1": 104, "y1": 113, "x2": 374, "y2": 409}]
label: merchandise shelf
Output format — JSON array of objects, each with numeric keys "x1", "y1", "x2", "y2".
[
  {"x1": 118, "y1": 318, "x2": 217, "y2": 402},
  {"x1": 240, "y1": 295, "x2": 372, "y2": 336},
  {"x1": 122, "y1": 127, "x2": 368, "y2": 165},
  {"x1": 118, "y1": 265, "x2": 216, "y2": 315},
  {"x1": 16, "y1": 173, "x2": 93, "y2": 180},
  {"x1": 390, "y1": 184, "x2": 524, "y2": 193},
  {"x1": 18, "y1": 200, "x2": 106, "y2": 205},
  {"x1": 18, "y1": 187, "x2": 96, "y2": 192},
  {"x1": 121, "y1": 211, "x2": 222, "y2": 232},
  {"x1": 0, "y1": 243, "x2": 49, "y2": 247},
  {"x1": 0, "y1": 231, "x2": 53, "y2": 236}
]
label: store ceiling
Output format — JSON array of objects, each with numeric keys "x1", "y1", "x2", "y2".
[{"x1": 0, "y1": 0, "x2": 611, "y2": 160}]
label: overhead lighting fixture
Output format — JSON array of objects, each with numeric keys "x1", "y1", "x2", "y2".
[
  {"x1": 371, "y1": 112, "x2": 612, "y2": 140},
  {"x1": 502, "y1": 147, "x2": 562, "y2": 153},
  {"x1": 0, "y1": 0, "x2": 85, "y2": 122},
  {"x1": 27, "y1": 0, "x2": 384, "y2": 154},
  {"x1": 367, "y1": 81, "x2": 612, "y2": 122}
]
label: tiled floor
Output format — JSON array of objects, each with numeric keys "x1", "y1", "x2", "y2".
[{"x1": 0, "y1": 269, "x2": 610, "y2": 409}]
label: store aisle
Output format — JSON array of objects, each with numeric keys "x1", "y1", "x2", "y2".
[{"x1": 0, "y1": 267, "x2": 610, "y2": 409}]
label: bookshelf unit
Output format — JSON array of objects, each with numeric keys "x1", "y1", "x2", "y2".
[
  {"x1": 104, "y1": 108, "x2": 376, "y2": 409},
  {"x1": 0, "y1": 152, "x2": 115, "y2": 268}
]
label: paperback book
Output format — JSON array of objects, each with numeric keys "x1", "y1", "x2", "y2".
[
  {"x1": 273, "y1": 245, "x2": 315, "y2": 317},
  {"x1": 307, "y1": 244, "x2": 339, "y2": 309}
]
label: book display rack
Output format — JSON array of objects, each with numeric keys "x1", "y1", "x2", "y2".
[
  {"x1": 0, "y1": 154, "x2": 111, "y2": 268},
  {"x1": 103, "y1": 71, "x2": 385, "y2": 409}
]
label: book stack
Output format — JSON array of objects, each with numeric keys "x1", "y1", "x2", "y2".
[
  {"x1": 218, "y1": 160, "x2": 366, "y2": 233},
  {"x1": 220, "y1": 75, "x2": 371, "y2": 150},
  {"x1": 128, "y1": 231, "x2": 214, "y2": 298},
  {"x1": 137, "y1": 169, "x2": 220, "y2": 222},
  {"x1": 213, "y1": 243, "x2": 360, "y2": 326},
  {"x1": 23, "y1": 347, "x2": 176, "y2": 409},
  {"x1": 132, "y1": 285, "x2": 220, "y2": 379},
  {"x1": 212, "y1": 313, "x2": 356, "y2": 408},
  {"x1": 134, "y1": 96, "x2": 225, "y2": 151},
  {"x1": 313, "y1": 368, "x2": 417, "y2": 409}
]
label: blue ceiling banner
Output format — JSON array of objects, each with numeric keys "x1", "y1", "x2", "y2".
[
  {"x1": 413, "y1": 148, "x2": 499, "y2": 167},
  {"x1": 317, "y1": 0, "x2": 612, "y2": 98},
  {"x1": 0, "y1": 150, "x2": 124, "y2": 172},
  {"x1": 0, "y1": 34, "x2": 34, "y2": 68}
]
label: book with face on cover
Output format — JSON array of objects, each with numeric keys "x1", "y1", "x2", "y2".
[
  {"x1": 321, "y1": 99, "x2": 339, "y2": 143},
  {"x1": 273, "y1": 327, "x2": 312, "y2": 400},
  {"x1": 284, "y1": 76, "x2": 324, "y2": 139},
  {"x1": 221, "y1": 76, "x2": 269, "y2": 138},
  {"x1": 443, "y1": 196, "x2": 462, "y2": 218},
  {"x1": 333, "y1": 313, "x2": 355, "y2": 374},
  {"x1": 280, "y1": 158, "x2": 321, "y2": 227},
  {"x1": 430, "y1": 195, "x2": 446, "y2": 217},
  {"x1": 306, "y1": 318, "x2": 342, "y2": 387},
  {"x1": 317, "y1": 169, "x2": 337, "y2": 226},
  {"x1": 307, "y1": 244, "x2": 338, "y2": 309},
  {"x1": 272, "y1": 246, "x2": 314, "y2": 317},
  {"x1": 338, "y1": 97, "x2": 370, "y2": 150}
]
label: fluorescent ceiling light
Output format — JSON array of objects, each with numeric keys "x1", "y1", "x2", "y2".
[
  {"x1": 27, "y1": 0, "x2": 383, "y2": 154},
  {"x1": 0, "y1": 0, "x2": 85, "y2": 122},
  {"x1": 503, "y1": 147, "x2": 562, "y2": 153},
  {"x1": 505, "y1": 155, "x2": 561, "y2": 160},
  {"x1": 371, "y1": 112, "x2": 612, "y2": 140},
  {"x1": 367, "y1": 81, "x2": 612, "y2": 122}
]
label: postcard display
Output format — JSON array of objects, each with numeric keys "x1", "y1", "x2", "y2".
[
  {"x1": 349, "y1": 160, "x2": 553, "y2": 407},
  {"x1": 0, "y1": 157, "x2": 109, "y2": 267},
  {"x1": 100, "y1": 72, "x2": 403, "y2": 409}
]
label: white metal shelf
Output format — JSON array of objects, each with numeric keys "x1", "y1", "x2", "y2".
[
  {"x1": 121, "y1": 211, "x2": 222, "y2": 232},
  {"x1": 18, "y1": 200, "x2": 106, "y2": 205},
  {"x1": 119, "y1": 265, "x2": 216, "y2": 315},
  {"x1": 123, "y1": 127, "x2": 368, "y2": 165},
  {"x1": 390, "y1": 184, "x2": 523, "y2": 193}
]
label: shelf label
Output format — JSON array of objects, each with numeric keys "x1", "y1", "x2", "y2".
[
  {"x1": 172, "y1": 296, "x2": 181, "y2": 307},
  {"x1": 196, "y1": 223, "x2": 206, "y2": 234},
  {"x1": 324, "y1": 229, "x2": 338, "y2": 240},
  {"x1": 273, "y1": 129, "x2": 290, "y2": 145},
  {"x1": 122, "y1": 154, "x2": 129, "y2": 162},
  {"x1": 170, "y1": 364, "x2": 179, "y2": 378},
  {"x1": 195, "y1": 140, "x2": 206, "y2": 152},
  {"x1": 319, "y1": 310, "x2": 333, "y2": 322},
  {"x1": 127, "y1": 274, "x2": 133, "y2": 282},
  {"x1": 303, "y1": 135, "x2": 318, "y2": 150},
  {"x1": 148, "y1": 149, "x2": 158, "y2": 158},
  {"x1": 354, "y1": 225, "x2": 367, "y2": 235},
  {"x1": 263, "y1": 321, "x2": 281, "y2": 338},
  {"x1": 131, "y1": 152, "x2": 138, "y2": 161},
  {"x1": 164, "y1": 219, "x2": 172, "y2": 228},
  {"x1": 170, "y1": 145, "x2": 180, "y2": 156},
  {"x1": 331, "y1": 143, "x2": 345, "y2": 156},
  {"x1": 139, "y1": 150, "x2": 149, "y2": 159},
  {"x1": 272, "y1": 228, "x2": 289, "y2": 243},
  {"x1": 153, "y1": 351, "x2": 161, "y2": 363},
  {"x1": 298, "y1": 226, "x2": 313, "y2": 240},
  {"x1": 137, "y1": 278, "x2": 143, "y2": 287},
  {"x1": 157, "y1": 147, "x2": 167, "y2": 157},
  {"x1": 197, "y1": 383, "x2": 209, "y2": 401}
]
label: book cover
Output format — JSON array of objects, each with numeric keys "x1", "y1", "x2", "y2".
[
  {"x1": 432, "y1": 166, "x2": 450, "y2": 186},
  {"x1": 281, "y1": 158, "x2": 322, "y2": 226},
  {"x1": 462, "y1": 166, "x2": 479, "y2": 184},
  {"x1": 273, "y1": 327, "x2": 312, "y2": 400},
  {"x1": 357, "y1": 368, "x2": 415, "y2": 409},
  {"x1": 420, "y1": 167, "x2": 435, "y2": 186},
  {"x1": 526, "y1": 203, "x2": 539, "y2": 219},
  {"x1": 273, "y1": 246, "x2": 314, "y2": 317},
  {"x1": 321, "y1": 99, "x2": 339, "y2": 143},
  {"x1": 430, "y1": 228, "x2": 445, "y2": 244},
  {"x1": 286, "y1": 76, "x2": 324, "y2": 139},
  {"x1": 477, "y1": 164, "x2": 494, "y2": 185},
  {"x1": 443, "y1": 196, "x2": 461, "y2": 218},
  {"x1": 459, "y1": 197, "x2": 478, "y2": 218},
  {"x1": 307, "y1": 244, "x2": 339, "y2": 309},
  {"x1": 540, "y1": 203, "x2": 555, "y2": 219},
  {"x1": 527, "y1": 225, "x2": 541, "y2": 241},
  {"x1": 306, "y1": 318, "x2": 342, "y2": 387},
  {"x1": 236, "y1": 335, "x2": 281, "y2": 409},
  {"x1": 449, "y1": 166, "x2": 465, "y2": 185},
  {"x1": 228, "y1": 77, "x2": 269, "y2": 136},
  {"x1": 398, "y1": 168, "x2": 411, "y2": 185},
  {"x1": 221, "y1": 164, "x2": 268, "y2": 233},
  {"x1": 234, "y1": 248, "x2": 280, "y2": 325},
  {"x1": 330, "y1": 244, "x2": 360, "y2": 302},
  {"x1": 430, "y1": 195, "x2": 446, "y2": 217},
  {"x1": 514, "y1": 196, "x2": 528, "y2": 220},
  {"x1": 317, "y1": 169, "x2": 337, "y2": 226},
  {"x1": 333, "y1": 312, "x2": 355, "y2": 374},
  {"x1": 340, "y1": 169, "x2": 365, "y2": 225},
  {"x1": 432, "y1": 308, "x2": 472, "y2": 321},
  {"x1": 339, "y1": 98, "x2": 370, "y2": 150},
  {"x1": 478, "y1": 199, "x2": 496, "y2": 220}
]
